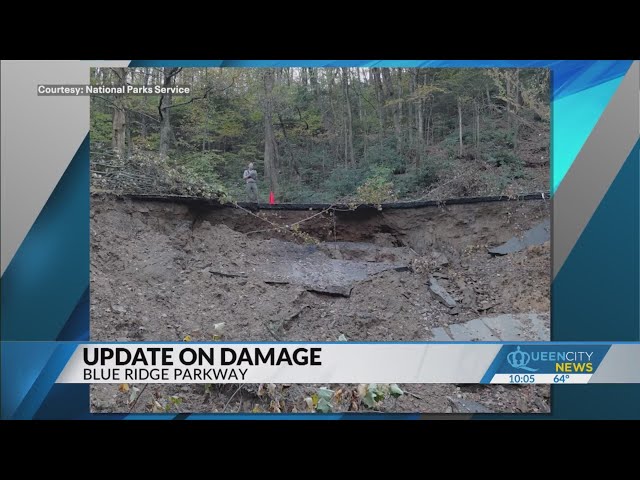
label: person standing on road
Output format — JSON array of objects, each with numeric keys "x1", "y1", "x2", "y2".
[{"x1": 243, "y1": 162, "x2": 259, "y2": 203}]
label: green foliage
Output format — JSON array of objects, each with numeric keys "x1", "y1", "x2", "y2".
[
  {"x1": 91, "y1": 146, "x2": 228, "y2": 199},
  {"x1": 179, "y1": 151, "x2": 226, "y2": 187},
  {"x1": 163, "y1": 395, "x2": 183, "y2": 412},
  {"x1": 356, "y1": 165, "x2": 396, "y2": 205},
  {"x1": 90, "y1": 111, "x2": 112, "y2": 143},
  {"x1": 324, "y1": 166, "x2": 367, "y2": 199},
  {"x1": 441, "y1": 132, "x2": 462, "y2": 158},
  {"x1": 367, "y1": 164, "x2": 393, "y2": 181},
  {"x1": 90, "y1": 66, "x2": 549, "y2": 201},
  {"x1": 366, "y1": 142, "x2": 406, "y2": 174},
  {"x1": 394, "y1": 161, "x2": 441, "y2": 197},
  {"x1": 483, "y1": 149, "x2": 522, "y2": 167},
  {"x1": 480, "y1": 128, "x2": 515, "y2": 149}
]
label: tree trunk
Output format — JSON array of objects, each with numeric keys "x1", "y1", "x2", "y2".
[
  {"x1": 111, "y1": 67, "x2": 127, "y2": 158},
  {"x1": 140, "y1": 67, "x2": 150, "y2": 139},
  {"x1": 513, "y1": 70, "x2": 520, "y2": 151},
  {"x1": 341, "y1": 68, "x2": 355, "y2": 167},
  {"x1": 125, "y1": 111, "x2": 132, "y2": 158},
  {"x1": 159, "y1": 67, "x2": 180, "y2": 159},
  {"x1": 396, "y1": 68, "x2": 403, "y2": 149},
  {"x1": 475, "y1": 100, "x2": 480, "y2": 156},
  {"x1": 506, "y1": 76, "x2": 511, "y2": 127},
  {"x1": 371, "y1": 68, "x2": 385, "y2": 144},
  {"x1": 326, "y1": 69, "x2": 340, "y2": 163},
  {"x1": 426, "y1": 98, "x2": 433, "y2": 145},
  {"x1": 356, "y1": 69, "x2": 368, "y2": 163},
  {"x1": 515, "y1": 69, "x2": 523, "y2": 108},
  {"x1": 278, "y1": 112, "x2": 301, "y2": 184},
  {"x1": 202, "y1": 68, "x2": 210, "y2": 152},
  {"x1": 263, "y1": 69, "x2": 280, "y2": 194},
  {"x1": 381, "y1": 68, "x2": 402, "y2": 153},
  {"x1": 409, "y1": 70, "x2": 416, "y2": 150},
  {"x1": 342, "y1": 74, "x2": 348, "y2": 165},
  {"x1": 417, "y1": 97, "x2": 424, "y2": 169},
  {"x1": 356, "y1": 68, "x2": 364, "y2": 123},
  {"x1": 457, "y1": 97, "x2": 463, "y2": 157},
  {"x1": 309, "y1": 68, "x2": 318, "y2": 97},
  {"x1": 159, "y1": 99, "x2": 171, "y2": 159},
  {"x1": 301, "y1": 67, "x2": 308, "y2": 86},
  {"x1": 285, "y1": 67, "x2": 291, "y2": 87}
]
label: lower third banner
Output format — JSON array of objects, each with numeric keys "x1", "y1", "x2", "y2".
[{"x1": 50, "y1": 342, "x2": 640, "y2": 385}]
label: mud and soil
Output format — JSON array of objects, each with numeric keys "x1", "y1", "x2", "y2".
[{"x1": 90, "y1": 194, "x2": 550, "y2": 414}]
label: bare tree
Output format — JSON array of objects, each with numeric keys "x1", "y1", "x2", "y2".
[
  {"x1": 158, "y1": 67, "x2": 182, "y2": 159},
  {"x1": 140, "y1": 68, "x2": 150, "y2": 139},
  {"x1": 414, "y1": 70, "x2": 424, "y2": 168},
  {"x1": 371, "y1": 68, "x2": 385, "y2": 148},
  {"x1": 341, "y1": 68, "x2": 355, "y2": 167},
  {"x1": 457, "y1": 97, "x2": 463, "y2": 157},
  {"x1": 381, "y1": 68, "x2": 402, "y2": 153},
  {"x1": 309, "y1": 68, "x2": 318, "y2": 98},
  {"x1": 263, "y1": 69, "x2": 280, "y2": 194},
  {"x1": 111, "y1": 68, "x2": 127, "y2": 158}
]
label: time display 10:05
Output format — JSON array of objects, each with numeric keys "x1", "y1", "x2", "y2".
[{"x1": 509, "y1": 374, "x2": 536, "y2": 383}]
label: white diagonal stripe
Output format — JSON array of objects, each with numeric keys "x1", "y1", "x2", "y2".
[{"x1": 1, "y1": 60, "x2": 129, "y2": 275}]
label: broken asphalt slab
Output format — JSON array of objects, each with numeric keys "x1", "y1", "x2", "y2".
[
  {"x1": 245, "y1": 240, "x2": 414, "y2": 298},
  {"x1": 429, "y1": 313, "x2": 549, "y2": 341},
  {"x1": 447, "y1": 397, "x2": 495, "y2": 414},
  {"x1": 429, "y1": 276, "x2": 458, "y2": 308},
  {"x1": 488, "y1": 218, "x2": 550, "y2": 255},
  {"x1": 431, "y1": 251, "x2": 449, "y2": 267}
]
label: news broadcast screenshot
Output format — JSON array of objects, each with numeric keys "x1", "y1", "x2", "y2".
[{"x1": 1, "y1": 60, "x2": 638, "y2": 421}]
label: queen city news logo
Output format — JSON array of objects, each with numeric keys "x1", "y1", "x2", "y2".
[
  {"x1": 507, "y1": 346, "x2": 538, "y2": 372},
  {"x1": 506, "y1": 346, "x2": 594, "y2": 373}
]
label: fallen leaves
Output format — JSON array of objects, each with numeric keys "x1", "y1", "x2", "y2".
[
  {"x1": 304, "y1": 397, "x2": 314, "y2": 411},
  {"x1": 118, "y1": 383, "x2": 142, "y2": 405},
  {"x1": 389, "y1": 384, "x2": 404, "y2": 398},
  {"x1": 212, "y1": 322, "x2": 225, "y2": 341},
  {"x1": 316, "y1": 387, "x2": 335, "y2": 413}
]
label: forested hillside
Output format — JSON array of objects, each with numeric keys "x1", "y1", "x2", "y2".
[{"x1": 90, "y1": 67, "x2": 550, "y2": 203}]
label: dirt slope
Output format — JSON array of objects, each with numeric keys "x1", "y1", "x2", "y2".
[{"x1": 90, "y1": 194, "x2": 550, "y2": 414}]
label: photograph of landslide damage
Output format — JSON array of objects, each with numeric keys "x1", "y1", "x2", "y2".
[{"x1": 90, "y1": 66, "x2": 551, "y2": 414}]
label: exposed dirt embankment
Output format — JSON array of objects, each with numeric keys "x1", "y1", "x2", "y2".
[{"x1": 90, "y1": 194, "x2": 550, "y2": 414}]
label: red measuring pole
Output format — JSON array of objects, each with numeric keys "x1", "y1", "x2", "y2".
[{"x1": 269, "y1": 191, "x2": 275, "y2": 205}]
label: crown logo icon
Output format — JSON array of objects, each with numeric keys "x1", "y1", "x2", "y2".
[{"x1": 507, "y1": 346, "x2": 538, "y2": 372}]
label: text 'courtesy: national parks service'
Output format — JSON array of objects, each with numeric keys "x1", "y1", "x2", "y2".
[{"x1": 82, "y1": 346, "x2": 322, "y2": 382}]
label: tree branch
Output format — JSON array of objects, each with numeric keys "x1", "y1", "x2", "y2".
[
  {"x1": 165, "y1": 87, "x2": 212, "y2": 110},
  {"x1": 216, "y1": 75, "x2": 238, "y2": 94},
  {"x1": 109, "y1": 68, "x2": 126, "y2": 82},
  {"x1": 93, "y1": 95, "x2": 159, "y2": 123},
  {"x1": 166, "y1": 67, "x2": 183, "y2": 80},
  {"x1": 165, "y1": 75, "x2": 238, "y2": 111},
  {"x1": 158, "y1": 68, "x2": 184, "y2": 120},
  {"x1": 296, "y1": 106, "x2": 309, "y2": 130}
]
